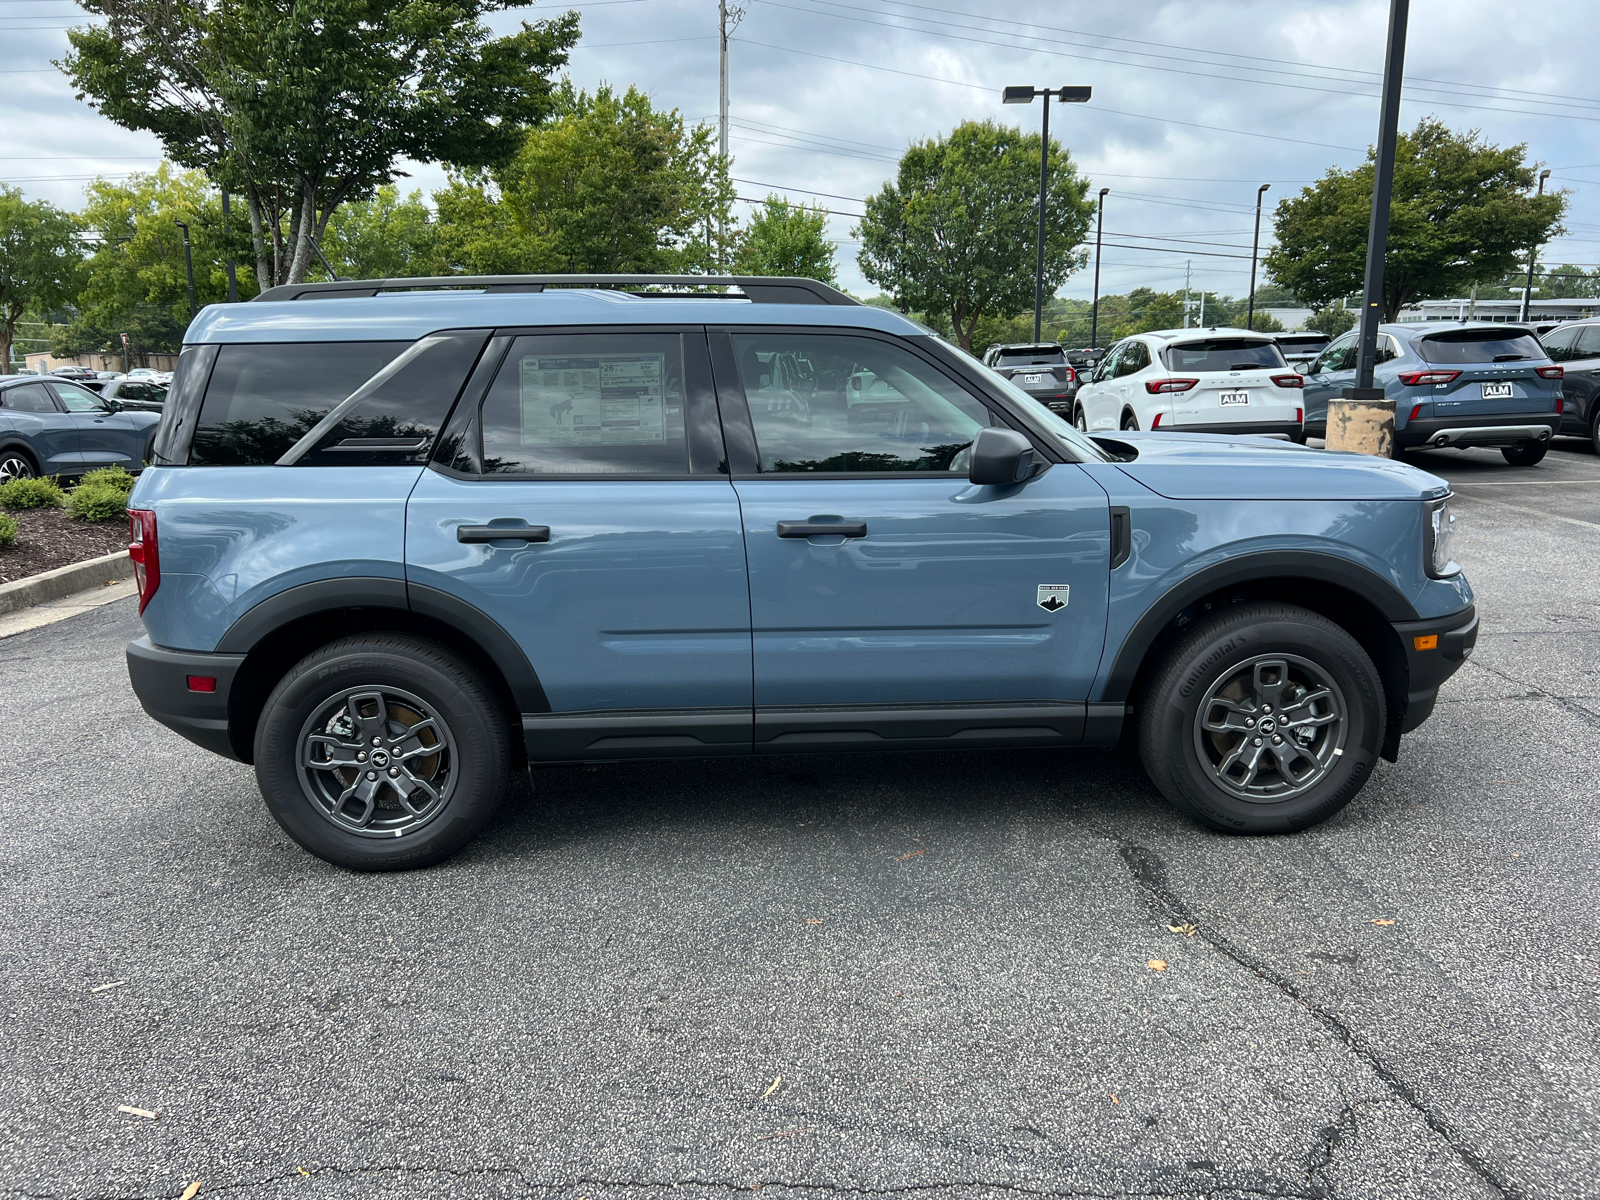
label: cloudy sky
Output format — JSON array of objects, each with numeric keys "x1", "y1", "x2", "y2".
[{"x1": 4, "y1": 0, "x2": 1598, "y2": 302}]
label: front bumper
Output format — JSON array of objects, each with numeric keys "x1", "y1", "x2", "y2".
[
  {"x1": 126, "y1": 636, "x2": 246, "y2": 761},
  {"x1": 1392, "y1": 604, "x2": 1478, "y2": 734},
  {"x1": 1398, "y1": 413, "x2": 1559, "y2": 450}
]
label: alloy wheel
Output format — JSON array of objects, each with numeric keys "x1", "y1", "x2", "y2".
[
  {"x1": 0, "y1": 454, "x2": 35, "y2": 483},
  {"x1": 1191, "y1": 654, "x2": 1347, "y2": 802},
  {"x1": 296, "y1": 685, "x2": 458, "y2": 838}
]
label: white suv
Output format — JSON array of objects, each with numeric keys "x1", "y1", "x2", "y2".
[{"x1": 1074, "y1": 328, "x2": 1305, "y2": 440}]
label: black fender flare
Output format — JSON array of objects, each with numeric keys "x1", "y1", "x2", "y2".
[
  {"x1": 1100, "y1": 550, "x2": 1419, "y2": 703},
  {"x1": 214, "y1": 576, "x2": 550, "y2": 713}
]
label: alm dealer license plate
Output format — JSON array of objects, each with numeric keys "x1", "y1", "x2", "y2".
[
  {"x1": 1218, "y1": 391, "x2": 1250, "y2": 406},
  {"x1": 1021, "y1": 373, "x2": 1046, "y2": 387},
  {"x1": 1482, "y1": 382, "x2": 1513, "y2": 399}
]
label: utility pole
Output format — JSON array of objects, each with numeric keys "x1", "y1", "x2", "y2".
[
  {"x1": 1520, "y1": 168, "x2": 1552, "y2": 323},
  {"x1": 220, "y1": 191, "x2": 239, "y2": 303},
  {"x1": 1246, "y1": 182, "x2": 1270, "y2": 331},
  {"x1": 173, "y1": 219, "x2": 196, "y2": 321},
  {"x1": 1199, "y1": 290, "x2": 1205, "y2": 327},
  {"x1": 1090, "y1": 187, "x2": 1108, "y2": 350},
  {"x1": 718, "y1": 0, "x2": 744, "y2": 267},
  {"x1": 1183, "y1": 260, "x2": 1192, "y2": 328}
]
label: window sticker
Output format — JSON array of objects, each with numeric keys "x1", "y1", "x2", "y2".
[{"x1": 518, "y1": 354, "x2": 666, "y2": 446}]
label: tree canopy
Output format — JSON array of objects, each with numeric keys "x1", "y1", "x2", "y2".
[
  {"x1": 734, "y1": 196, "x2": 837, "y2": 283},
  {"x1": 1265, "y1": 118, "x2": 1566, "y2": 320},
  {"x1": 0, "y1": 187, "x2": 83, "y2": 371},
  {"x1": 434, "y1": 84, "x2": 734, "y2": 275},
  {"x1": 321, "y1": 187, "x2": 440, "y2": 280},
  {"x1": 61, "y1": 0, "x2": 578, "y2": 288},
  {"x1": 856, "y1": 120, "x2": 1093, "y2": 350}
]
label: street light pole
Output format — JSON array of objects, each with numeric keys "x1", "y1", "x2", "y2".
[
  {"x1": 1004, "y1": 84, "x2": 1091, "y2": 343},
  {"x1": 1247, "y1": 182, "x2": 1270, "y2": 331},
  {"x1": 173, "y1": 219, "x2": 196, "y2": 322},
  {"x1": 1090, "y1": 187, "x2": 1108, "y2": 350},
  {"x1": 1520, "y1": 168, "x2": 1552, "y2": 323},
  {"x1": 220, "y1": 191, "x2": 238, "y2": 303}
]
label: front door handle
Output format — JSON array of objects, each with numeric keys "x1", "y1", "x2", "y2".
[
  {"x1": 457, "y1": 523, "x2": 551, "y2": 544},
  {"x1": 777, "y1": 519, "x2": 867, "y2": 539}
]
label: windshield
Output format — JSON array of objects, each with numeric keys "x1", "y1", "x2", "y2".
[
  {"x1": 1161, "y1": 338, "x2": 1286, "y2": 372},
  {"x1": 1420, "y1": 329, "x2": 1546, "y2": 364},
  {"x1": 929, "y1": 335, "x2": 1116, "y2": 463}
]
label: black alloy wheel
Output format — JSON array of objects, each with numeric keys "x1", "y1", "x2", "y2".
[
  {"x1": 1138, "y1": 603, "x2": 1385, "y2": 834},
  {"x1": 0, "y1": 450, "x2": 36, "y2": 483},
  {"x1": 1501, "y1": 439, "x2": 1548, "y2": 467},
  {"x1": 255, "y1": 634, "x2": 511, "y2": 870},
  {"x1": 1121, "y1": 411, "x2": 1140, "y2": 432}
]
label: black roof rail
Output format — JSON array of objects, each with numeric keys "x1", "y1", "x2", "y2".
[{"x1": 250, "y1": 273, "x2": 858, "y2": 306}]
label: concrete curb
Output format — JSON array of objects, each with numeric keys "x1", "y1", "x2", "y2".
[{"x1": 0, "y1": 550, "x2": 134, "y2": 617}]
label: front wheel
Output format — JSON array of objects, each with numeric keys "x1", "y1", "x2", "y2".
[
  {"x1": 254, "y1": 635, "x2": 511, "y2": 870},
  {"x1": 1137, "y1": 603, "x2": 1386, "y2": 834},
  {"x1": 1501, "y1": 440, "x2": 1547, "y2": 466}
]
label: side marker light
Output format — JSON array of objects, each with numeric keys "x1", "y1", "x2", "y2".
[{"x1": 1413, "y1": 635, "x2": 1438, "y2": 651}]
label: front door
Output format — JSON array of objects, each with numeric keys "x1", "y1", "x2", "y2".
[
  {"x1": 50, "y1": 380, "x2": 142, "y2": 467},
  {"x1": 1302, "y1": 331, "x2": 1357, "y2": 433},
  {"x1": 405, "y1": 329, "x2": 754, "y2": 760},
  {"x1": 713, "y1": 328, "x2": 1111, "y2": 752}
]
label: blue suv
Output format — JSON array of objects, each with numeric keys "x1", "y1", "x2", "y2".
[
  {"x1": 123, "y1": 276, "x2": 1478, "y2": 870},
  {"x1": 1302, "y1": 322, "x2": 1563, "y2": 465}
]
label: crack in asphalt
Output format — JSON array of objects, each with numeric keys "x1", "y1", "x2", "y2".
[
  {"x1": 1103, "y1": 834, "x2": 1519, "y2": 1200},
  {"x1": 1463, "y1": 657, "x2": 1600, "y2": 732}
]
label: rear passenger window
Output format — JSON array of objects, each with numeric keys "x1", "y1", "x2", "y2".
[
  {"x1": 4, "y1": 383, "x2": 58, "y2": 413},
  {"x1": 477, "y1": 333, "x2": 689, "y2": 475}
]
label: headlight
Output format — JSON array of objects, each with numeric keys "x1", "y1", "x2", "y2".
[{"x1": 1424, "y1": 496, "x2": 1459, "y2": 578}]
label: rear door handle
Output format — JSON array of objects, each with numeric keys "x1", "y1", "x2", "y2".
[
  {"x1": 457, "y1": 524, "x2": 551, "y2": 544},
  {"x1": 777, "y1": 519, "x2": 868, "y2": 539}
]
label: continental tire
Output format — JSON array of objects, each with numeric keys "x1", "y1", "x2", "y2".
[
  {"x1": 254, "y1": 635, "x2": 511, "y2": 870},
  {"x1": 1137, "y1": 603, "x2": 1386, "y2": 834}
]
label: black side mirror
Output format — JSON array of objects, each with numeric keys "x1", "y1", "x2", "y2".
[
  {"x1": 968, "y1": 427, "x2": 1037, "y2": 485},
  {"x1": 103, "y1": 398, "x2": 122, "y2": 412}
]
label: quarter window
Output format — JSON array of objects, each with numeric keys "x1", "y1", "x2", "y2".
[
  {"x1": 730, "y1": 333, "x2": 992, "y2": 474},
  {"x1": 1540, "y1": 325, "x2": 1579, "y2": 362},
  {"x1": 1575, "y1": 325, "x2": 1600, "y2": 358}
]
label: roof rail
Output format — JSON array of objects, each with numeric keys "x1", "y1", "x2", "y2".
[{"x1": 250, "y1": 274, "x2": 859, "y2": 306}]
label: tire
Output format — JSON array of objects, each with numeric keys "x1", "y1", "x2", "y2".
[
  {"x1": 1501, "y1": 440, "x2": 1547, "y2": 466},
  {"x1": 0, "y1": 448, "x2": 36, "y2": 483},
  {"x1": 1074, "y1": 404, "x2": 1088, "y2": 432},
  {"x1": 1121, "y1": 411, "x2": 1140, "y2": 432},
  {"x1": 1589, "y1": 406, "x2": 1600, "y2": 456},
  {"x1": 254, "y1": 635, "x2": 511, "y2": 870},
  {"x1": 1137, "y1": 603, "x2": 1386, "y2": 835}
]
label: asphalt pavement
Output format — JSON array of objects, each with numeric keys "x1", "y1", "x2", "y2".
[{"x1": 1, "y1": 438, "x2": 1597, "y2": 1200}]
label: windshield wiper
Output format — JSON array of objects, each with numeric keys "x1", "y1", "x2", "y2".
[
  {"x1": 1228, "y1": 363, "x2": 1264, "y2": 371},
  {"x1": 1492, "y1": 353, "x2": 1528, "y2": 362}
]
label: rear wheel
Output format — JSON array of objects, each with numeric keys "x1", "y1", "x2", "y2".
[
  {"x1": 1074, "y1": 404, "x2": 1088, "y2": 432},
  {"x1": 1501, "y1": 440, "x2": 1548, "y2": 466},
  {"x1": 1138, "y1": 603, "x2": 1386, "y2": 834},
  {"x1": 1589, "y1": 407, "x2": 1600, "y2": 456},
  {"x1": 0, "y1": 449, "x2": 36, "y2": 483},
  {"x1": 254, "y1": 635, "x2": 511, "y2": 870},
  {"x1": 1121, "y1": 411, "x2": 1140, "y2": 432}
]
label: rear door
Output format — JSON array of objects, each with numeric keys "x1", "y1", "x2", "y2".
[
  {"x1": 1559, "y1": 324, "x2": 1600, "y2": 434},
  {"x1": 1417, "y1": 328, "x2": 1555, "y2": 418},
  {"x1": 404, "y1": 328, "x2": 754, "y2": 760},
  {"x1": 713, "y1": 327, "x2": 1110, "y2": 751},
  {"x1": 3, "y1": 381, "x2": 81, "y2": 474}
]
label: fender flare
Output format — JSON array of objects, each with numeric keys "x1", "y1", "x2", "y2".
[
  {"x1": 0, "y1": 440, "x2": 41, "y2": 472},
  {"x1": 214, "y1": 576, "x2": 550, "y2": 713},
  {"x1": 1100, "y1": 549, "x2": 1418, "y2": 703}
]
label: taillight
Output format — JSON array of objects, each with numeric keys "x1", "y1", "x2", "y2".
[
  {"x1": 1271, "y1": 373, "x2": 1305, "y2": 388},
  {"x1": 128, "y1": 508, "x2": 160, "y2": 614},
  {"x1": 1062, "y1": 366, "x2": 1076, "y2": 384},
  {"x1": 1536, "y1": 365, "x2": 1563, "y2": 380},
  {"x1": 1398, "y1": 369, "x2": 1461, "y2": 386},
  {"x1": 1144, "y1": 378, "x2": 1198, "y2": 394}
]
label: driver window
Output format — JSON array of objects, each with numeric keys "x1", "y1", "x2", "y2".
[
  {"x1": 51, "y1": 382, "x2": 108, "y2": 412},
  {"x1": 1540, "y1": 325, "x2": 1578, "y2": 363},
  {"x1": 730, "y1": 332, "x2": 994, "y2": 473},
  {"x1": 1314, "y1": 333, "x2": 1356, "y2": 373},
  {"x1": 1092, "y1": 345, "x2": 1121, "y2": 382}
]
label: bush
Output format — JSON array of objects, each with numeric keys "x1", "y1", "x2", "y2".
[
  {"x1": 0, "y1": 476, "x2": 65, "y2": 510},
  {"x1": 79, "y1": 465, "x2": 136, "y2": 495},
  {"x1": 65, "y1": 483, "x2": 128, "y2": 522},
  {"x1": 0, "y1": 512, "x2": 16, "y2": 547}
]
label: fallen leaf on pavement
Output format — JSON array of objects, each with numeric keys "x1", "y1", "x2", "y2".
[
  {"x1": 91, "y1": 980, "x2": 126, "y2": 994},
  {"x1": 1166, "y1": 923, "x2": 1198, "y2": 937},
  {"x1": 1110, "y1": 1094, "x2": 1120, "y2": 1104},
  {"x1": 761, "y1": 1074, "x2": 782, "y2": 1099},
  {"x1": 896, "y1": 849, "x2": 925, "y2": 861},
  {"x1": 1147, "y1": 960, "x2": 1167, "y2": 971},
  {"x1": 1370, "y1": 919, "x2": 1396, "y2": 926},
  {"x1": 117, "y1": 1106, "x2": 157, "y2": 1120},
  {"x1": 804, "y1": 918, "x2": 823, "y2": 925},
  {"x1": 180, "y1": 1183, "x2": 201, "y2": 1200},
  {"x1": 296, "y1": 1168, "x2": 310, "y2": 1177}
]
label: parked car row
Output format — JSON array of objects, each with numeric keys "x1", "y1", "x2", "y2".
[{"x1": 0, "y1": 375, "x2": 162, "y2": 480}]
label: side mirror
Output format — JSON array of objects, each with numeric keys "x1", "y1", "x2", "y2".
[
  {"x1": 968, "y1": 427, "x2": 1037, "y2": 486},
  {"x1": 102, "y1": 399, "x2": 122, "y2": 413}
]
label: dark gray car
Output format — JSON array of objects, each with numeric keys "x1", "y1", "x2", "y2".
[
  {"x1": 0, "y1": 375, "x2": 162, "y2": 481},
  {"x1": 1537, "y1": 320, "x2": 1600, "y2": 452},
  {"x1": 982, "y1": 343, "x2": 1078, "y2": 414}
]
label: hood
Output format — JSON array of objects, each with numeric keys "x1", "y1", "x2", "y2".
[{"x1": 1094, "y1": 433, "x2": 1448, "y2": 501}]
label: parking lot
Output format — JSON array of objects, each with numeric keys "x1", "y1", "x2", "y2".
[{"x1": 1, "y1": 439, "x2": 1597, "y2": 1200}]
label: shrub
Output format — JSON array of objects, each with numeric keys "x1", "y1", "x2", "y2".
[
  {"x1": 79, "y1": 465, "x2": 136, "y2": 495},
  {"x1": 66, "y1": 483, "x2": 129, "y2": 522},
  {"x1": 0, "y1": 512, "x2": 15, "y2": 547},
  {"x1": 0, "y1": 476, "x2": 65, "y2": 510}
]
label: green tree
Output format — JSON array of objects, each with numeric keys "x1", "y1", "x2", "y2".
[
  {"x1": 1305, "y1": 304, "x2": 1357, "y2": 338},
  {"x1": 62, "y1": 0, "x2": 578, "y2": 288},
  {"x1": 856, "y1": 120, "x2": 1093, "y2": 351},
  {"x1": 1266, "y1": 119, "x2": 1566, "y2": 320},
  {"x1": 734, "y1": 195, "x2": 836, "y2": 282},
  {"x1": 0, "y1": 187, "x2": 83, "y2": 371},
  {"x1": 321, "y1": 186, "x2": 438, "y2": 280},
  {"x1": 434, "y1": 84, "x2": 735, "y2": 275}
]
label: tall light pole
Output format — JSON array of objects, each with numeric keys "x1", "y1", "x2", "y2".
[
  {"x1": 1004, "y1": 84, "x2": 1092, "y2": 343},
  {"x1": 1247, "y1": 182, "x2": 1270, "y2": 331},
  {"x1": 1090, "y1": 187, "x2": 1108, "y2": 350},
  {"x1": 1520, "y1": 168, "x2": 1552, "y2": 323},
  {"x1": 172, "y1": 219, "x2": 196, "y2": 321},
  {"x1": 220, "y1": 191, "x2": 238, "y2": 303}
]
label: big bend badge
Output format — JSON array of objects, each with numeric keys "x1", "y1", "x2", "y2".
[{"x1": 1036, "y1": 584, "x2": 1070, "y2": 612}]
